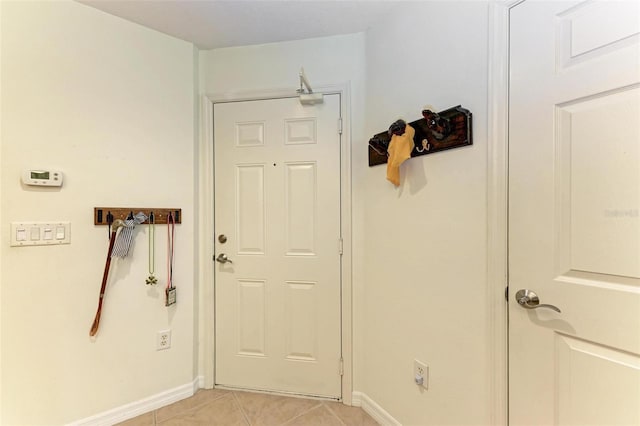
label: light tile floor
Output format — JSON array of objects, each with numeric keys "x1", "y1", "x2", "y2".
[{"x1": 117, "y1": 389, "x2": 379, "y2": 426}]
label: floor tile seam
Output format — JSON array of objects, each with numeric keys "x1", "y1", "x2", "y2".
[
  {"x1": 232, "y1": 391, "x2": 253, "y2": 426},
  {"x1": 278, "y1": 402, "x2": 327, "y2": 426},
  {"x1": 155, "y1": 391, "x2": 231, "y2": 423},
  {"x1": 155, "y1": 404, "x2": 195, "y2": 424},
  {"x1": 322, "y1": 402, "x2": 349, "y2": 426},
  {"x1": 156, "y1": 393, "x2": 234, "y2": 424},
  {"x1": 233, "y1": 390, "x2": 330, "y2": 426}
]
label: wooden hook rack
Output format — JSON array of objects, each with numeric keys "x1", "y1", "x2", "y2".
[
  {"x1": 93, "y1": 207, "x2": 182, "y2": 225},
  {"x1": 368, "y1": 105, "x2": 472, "y2": 167}
]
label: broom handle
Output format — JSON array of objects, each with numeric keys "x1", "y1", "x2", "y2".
[{"x1": 90, "y1": 229, "x2": 118, "y2": 337}]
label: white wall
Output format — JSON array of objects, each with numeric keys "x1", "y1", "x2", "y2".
[
  {"x1": 198, "y1": 33, "x2": 369, "y2": 391},
  {"x1": 200, "y1": 2, "x2": 492, "y2": 423},
  {"x1": 362, "y1": 2, "x2": 490, "y2": 424},
  {"x1": 0, "y1": 2, "x2": 196, "y2": 424}
]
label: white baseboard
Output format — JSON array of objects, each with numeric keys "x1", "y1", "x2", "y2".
[
  {"x1": 352, "y1": 391, "x2": 401, "y2": 426},
  {"x1": 68, "y1": 376, "x2": 203, "y2": 426}
]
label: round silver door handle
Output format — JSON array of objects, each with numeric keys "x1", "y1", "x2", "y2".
[
  {"x1": 515, "y1": 289, "x2": 561, "y2": 313},
  {"x1": 216, "y1": 253, "x2": 233, "y2": 264}
]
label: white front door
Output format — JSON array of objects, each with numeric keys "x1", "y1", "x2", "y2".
[
  {"x1": 213, "y1": 95, "x2": 342, "y2": 398},
  {"x1": 509, "y1": 1, "x2": 640, "y2": 424}
]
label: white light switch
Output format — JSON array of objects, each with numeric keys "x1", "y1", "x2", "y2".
[
  {"x1": 10, "y1": 222, "x2": 70, "y2": 246},
  {"x1": 16, "y1": 228, "x2": 27, "y2": 241}
]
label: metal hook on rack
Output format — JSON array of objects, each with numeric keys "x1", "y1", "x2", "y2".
[{"x1": 106, "y1": 211, "x2": 114, "y2": 239}]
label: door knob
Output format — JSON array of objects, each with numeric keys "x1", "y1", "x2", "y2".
[
  {"x1": 515, "y1": 289, "x2": 561, "y2": 313},
  {"x1": 216, "y1": 253, "x2": 233, "y2": 264}
]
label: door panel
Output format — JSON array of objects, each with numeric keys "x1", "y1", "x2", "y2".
[
  {"x1": 285, "y1": 162, "x2": 317, "y2": 255},
  {"x1": 236, "y1": 165, "x2": 266, "y2": 255},
  {"x1": 509, "y1": 1, "x2": 640, "y2": 424},
  {"x1": 284, "y1": 280, "x2": 319, "y2": 361},
  {"x1": 237, "y1": 279, "x2": 266, "y2": 357},
  {"x1": 214, "y1": 95, "x2": 342, "y2": 398},
  {"x1": 559, "y1": 88, "x2": 639, "y2": 278},
  {"x1": 556, "y1": 334, "x2": 640, "y2": 426}
]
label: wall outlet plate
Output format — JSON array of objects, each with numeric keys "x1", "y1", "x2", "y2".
[
  {"x1": 414, "y1": 359, "x2": 429, "y2": 389},
  {"x1": 157, "y1": 330, "x2": 171, "y2": 350}
]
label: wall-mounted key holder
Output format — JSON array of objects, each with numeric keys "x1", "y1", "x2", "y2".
[
  {"x1": 94, "y1": 207, "x2": 182, "y2": 225},
  {"x1": 368, "y1": 105, "x2": 472, "y2": 167}
]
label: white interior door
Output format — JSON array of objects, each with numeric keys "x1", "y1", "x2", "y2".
[
  {"x1": 509, "y1": 1, "x2": 640, "y2": 424},
  {"x1": 213, "y1": 95, "x2": 342, "y2": 398}
]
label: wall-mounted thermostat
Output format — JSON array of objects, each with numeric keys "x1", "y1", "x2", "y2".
[{"x1": 22, "y1": 170, "x2": 63, "y2": 187}]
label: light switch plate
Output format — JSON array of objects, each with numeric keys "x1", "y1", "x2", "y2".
[{"x1": 10, "y1": 222, "x2": 70, "y2": 246}]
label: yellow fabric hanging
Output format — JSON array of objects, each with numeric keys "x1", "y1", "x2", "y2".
[{"x1": 386, "y1": 124, "x2": 415, "y2": 186}]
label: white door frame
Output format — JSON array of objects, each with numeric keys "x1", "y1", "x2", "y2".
[
  {"x1": 487, "y1": 1, "x2": 524, "y2": 424},
  {"x1": 197, "y1": 84, "x2": 354, "y2": 404}
]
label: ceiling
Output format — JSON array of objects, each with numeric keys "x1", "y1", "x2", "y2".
[{"x1": 77, "y1": 0, "x2": 400, "y2": 50}]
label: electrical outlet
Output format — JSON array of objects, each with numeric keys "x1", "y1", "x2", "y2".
[
  {"x1": 414, "y1": 359, "x2": 429, "y2": 389},
  {"x1": 157, "y1": 330, "x2": 171, "y2": 350}
]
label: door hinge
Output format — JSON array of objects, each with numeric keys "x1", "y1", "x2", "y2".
[
  {"x1": 339, "y1": 357, "x2": 344, "y2": 376},
  {"x1": 505, "y1": 286, "x2": 509, "y2": 302},
  {"x1": 338, "y1": 238, "x2": 343, "y2": 255},
  {"x1": 338, "y1": 118, "x2": 343, "y2": 135}
]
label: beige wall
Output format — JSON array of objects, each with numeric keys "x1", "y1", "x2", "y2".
[
  {"x1": 0, "y1": 2, "x2": 196, "y2": 424},
  {"x1": 362, "y1": 2, "x2": 491, "y2": 424},
  {"x1": 200, "y1": 2, "x2": 492, "y2": 423}
]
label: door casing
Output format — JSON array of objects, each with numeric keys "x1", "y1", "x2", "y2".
[
  {"x1": 487, "y1": 1, "x2": 526, "y2": 424},
  {"x1": 198, "y1": 85, "x2": 354, "y2": 404}
]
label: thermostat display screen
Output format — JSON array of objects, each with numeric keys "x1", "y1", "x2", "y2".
[{"x1": 31, "y1": 171, "x2": 50, "y2": 180}]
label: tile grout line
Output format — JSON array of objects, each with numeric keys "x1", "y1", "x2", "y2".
[
  {"x1": 278, "y1": 401, "x2": 325, "y2": 426},
  {"x1": 232, "y1": 391, "x2": 253, "y2": 426},
  {"x1": 322, "y1": 402, "x2": 348, "y2": 426},
  {"x1": 155, "y1": 389, "x2": 231, "y2": 424}
]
